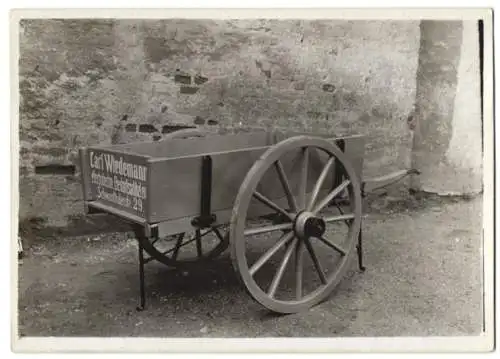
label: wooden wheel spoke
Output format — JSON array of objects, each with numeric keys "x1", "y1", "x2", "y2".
[
  {"x1": 162, "y1": 228, "x2": 215, "y2": 258},
  {"x1": 323, "y1": 213, "x2": 355, "y2": 223},
  {"x1": 244, "y1": 222, "x2": 292, "y2": 236},
  {"x1": 333, "y1": 204, "x2": 354, "y2": 227},
  {"x1": 303, "y1": 237, "x2": 327, "y2": 284},
  {"x1": 274, "y1": 160, "x2": 298, "y2": 212},
  {"x1": 199, "y1": 229, "x2": 214, "y2": 238},
  {"x1": 195, "y1": 229, "x2": 202, "y2": 258},
  {"x1": 171, "y1": 233, "x2": 185, "y2": 260},
  {"x1": 307, "y1": 157, "x2": 335, "y2": 211},
  {"x1": 314, "y1": 236, "x2": 346, "y2": 256},
  {"x1": 253, "y1": 191, "x2": 294, "y2": 221},
  {"x1": 162, "y1": 234, "x2": 196, "y2": 256},
  {"x1": 249, "y1": 231, "x2": 295, "y2": 276},
  {"x1": 211, "y1": 226, "x2": 226, "y2": 243},
  {"x1": 312, "y1": 179, "x2": 351, "y2": 215},
  {"x1": 298, "y1": 147, "x2": 309, "y2": 209},
  {"x1": 295, "y1": 239, "x2": 305, "y2": 300},
  {"x1": 268, "y1": 237, "x2": 298, "y2": 298},
  {"x1": 153, "y1": 229, "x2": 211, "y2": 250}
]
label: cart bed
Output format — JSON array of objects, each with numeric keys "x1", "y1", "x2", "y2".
[{"x1": 80, "y1": 131, "x2": 364, "y2": 236}]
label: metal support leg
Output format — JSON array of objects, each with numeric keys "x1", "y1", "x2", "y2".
[
  {"x1": 136, "y1": 236, "x2": 146, "y2": 311},
  {"x1": 356, "y1": 228, "x2": 366, "y2": 272}
]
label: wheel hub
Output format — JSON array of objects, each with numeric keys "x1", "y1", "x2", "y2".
[{"x1": 294, "y1": 211, "x2": 326, "y2": 239}]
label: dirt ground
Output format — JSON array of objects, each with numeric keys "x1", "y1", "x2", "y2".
[{"x1": 16, "y1": 193, "x2": 483, "y2": 338}]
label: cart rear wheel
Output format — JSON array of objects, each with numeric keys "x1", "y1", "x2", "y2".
[
  {"x1": 230, "y1": 136, "x2": 362, "y2": 313},
  {"x1": 140, "y1": 226, "x2": 229, "y2": 268}
]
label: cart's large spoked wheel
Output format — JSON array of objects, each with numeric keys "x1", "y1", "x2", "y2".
[
  {"x1": 230, "y1": 136, "x2": 362, "y2": 313},
  {"x1": 140, "y1": 225, "x2": 229, "y2": 268}
]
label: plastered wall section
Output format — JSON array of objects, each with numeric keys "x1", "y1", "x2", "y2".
[
  {"x1": 411, "y1": 20, "x2": 482, "y2": 195},
  {"x1": 18, "y1": 19, "x2": 420, "y2": 226}
]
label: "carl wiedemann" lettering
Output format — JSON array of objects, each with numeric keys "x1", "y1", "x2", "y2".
[{"x1": 90, "y1": 151, "x2": 147, "y2": 181}]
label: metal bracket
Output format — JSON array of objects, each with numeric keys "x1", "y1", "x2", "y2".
[
  {"x1": 191, "y1": 155, "x2": 217, "y2": 229},
  {"x1": 362, "y1": 168, "x2": 421, "y2": 195},
  {"x1": 137, "y1": 238, "x2": 146, "y2": 311},
  {"x1": 357, "y1": 228, "x2": 366, "y2": 272},
  {"x1": 132, "y1": 225, "x2": 147, "y2": 311},
  {"x1": 333, "y1": 139, "x2": 346, "y2": 191}
]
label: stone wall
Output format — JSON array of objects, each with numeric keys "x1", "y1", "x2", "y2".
[{"x1": 18, "y1": 19, "x2": 420, "y2": 226}]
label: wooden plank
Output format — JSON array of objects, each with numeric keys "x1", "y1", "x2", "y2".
[
  {"x1": 148, "y1": 154, "x2": 201, "y2": 223},
  {"x1": 79, "y1": 148, "x2": 93, "y2": 202},
  {"x1": 148, "y1": 146, "x2": 270, "y2": 223},
  {"x1": 98, "y1": 132, "x2": 274, "y2": 159},
  {"x1": 343, "y1": 135, "x2": 365, "y2": 183},
  {"x1": 87, "y1": 201, "x2": 148, "y2": 226}
]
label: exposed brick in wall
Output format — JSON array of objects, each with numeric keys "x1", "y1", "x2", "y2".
[
  {"x1": 18, "y1": 19, "x2": 420, "y2": 226},
  {"x1": 179, "y1": 86, "x2": 200, "y2": 94},
  {"x1": 35, "y1": 165, "x2": 76, "y2": 176},
  {"x1": 162, "y1": 124, "x2": 196, "y2": 133}
]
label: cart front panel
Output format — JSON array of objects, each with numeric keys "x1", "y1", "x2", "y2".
[{"x1": 81, "y1": 148, "x2": 150, "y2": 221}]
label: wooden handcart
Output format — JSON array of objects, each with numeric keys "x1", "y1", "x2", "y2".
[{"x1": 79, "y1": 129, "x2": 411, "y2": 314}]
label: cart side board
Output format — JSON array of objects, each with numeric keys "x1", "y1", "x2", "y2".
[
  {"x1": 80, "y1": 133, "x2": 365, "y2": 236},
  {"x1": 97, "y1": 132, "x2": 275, "y2": 159}
]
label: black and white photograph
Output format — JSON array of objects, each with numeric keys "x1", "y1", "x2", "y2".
[{"x1": 10, "y1": 6, "x2": 495, "y2": 353}]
